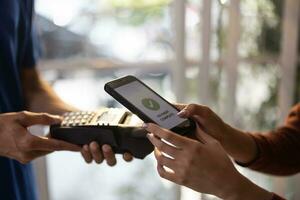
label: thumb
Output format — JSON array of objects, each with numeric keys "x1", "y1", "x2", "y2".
[
  {"x1": 173, "y1": 103, "x2": 187, "y2": 110},
  {"x1": 29, "y1": 135, "x2": 81, "y2": 152},
  {"x1": 17, "y1": 111, "x2": 62, "y2": 127},
  {"x1": 177, "y1": 104, "x2": 210, "y2": 119}
]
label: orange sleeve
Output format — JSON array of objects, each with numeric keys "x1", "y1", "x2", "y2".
[
  {"x1": 271, "y1": 194, "x2": 286, "y2": 200},
  {"x1": 241, "y1": 104, "x2": 300, "y2": 175}
]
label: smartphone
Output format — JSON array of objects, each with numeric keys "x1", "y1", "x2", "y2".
[{"x1": 104, "y1": 75, "x2": 195, "y2": 135}]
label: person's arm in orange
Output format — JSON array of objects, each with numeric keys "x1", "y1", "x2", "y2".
[{"x1": 177, "y1": 103, "x2": 300, "y2": 175}]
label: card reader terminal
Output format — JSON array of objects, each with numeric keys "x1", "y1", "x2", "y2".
[{"x1": 50, "y1": 108, "x2": 154, "y2": 159}]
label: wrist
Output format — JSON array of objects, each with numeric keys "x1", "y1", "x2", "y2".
[
  {"x1": 221, "y1": 173, "x2": 272, "y2": 200},
  {"x1": 219, "y1": 123, "x2": 242, "y2": 154},
  {"x1": 221, "y1": 125, "x2": 258, "y2": 164},
  {"x1": 219, "y1": 123, "x2": 236, "y2": 146}
]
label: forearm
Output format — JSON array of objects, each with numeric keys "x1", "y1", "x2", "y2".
[
  {"x1": 222, "y1": 124, "x2": 258, "y2": 164},
  {"x1": 25, "y1": 79, "x2": 77, "y2": 114},
  {"x1": 223, "y1": 173, "x2": 273, "y2": 200},
  {"x1": 177, "y1": 104, "x2": 259, "y2": 164},
  {"x1": 222, "y1": 104, "x2": 300, "y2": 175},
  {"x1": 21, "y1": 68, "x2": 78, "y2": 115}
]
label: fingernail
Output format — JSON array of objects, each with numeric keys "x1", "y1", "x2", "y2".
[
  {"x1": 177, "y1": 110, "x2": 187, "y2": 117},
  {"x1": 102, "y1": 144, "x2": 111, "y2": 152},
  {"x1": 50, "y1": 114, "x2": 61, "y2": 119},
  {"x1": 52, "y1": 115, "x2": 62, "y2": 122},
  {"x1": 83, "y1": 145, "x2": 89, "y2": 151},
  {"x1": 142, "y1": 123, "x2": 148, "y2": 128},
  {"x1": 146, "y1": 133, "x2": 153, "y2": 139},
  {"x1": 91, "y1": 141, "x2": 98, "y2": 147}
]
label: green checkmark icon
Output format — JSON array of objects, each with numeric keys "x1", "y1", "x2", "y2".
[{"x1": 141, "y1": 98, "x2": 160, "y2": 111}]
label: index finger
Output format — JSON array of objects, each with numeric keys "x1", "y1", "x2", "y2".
[
  {"x1": 173, "y1": 103, "x2": 187, "y2": 110},
  {"x1": 144, "y1": 123, "x2": 187, "y2": 147},
  {"x1": 29, "y1": 135, "x2": 81, "y2": 152}
]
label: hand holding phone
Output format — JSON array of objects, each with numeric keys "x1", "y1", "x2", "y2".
[{"x1": 104, "y1": 75, "x2": 195, "y2": 135}]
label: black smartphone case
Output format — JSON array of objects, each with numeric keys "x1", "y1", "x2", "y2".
[{"x1": 104, "y1": 75, "x2": 196, "y2": 135}]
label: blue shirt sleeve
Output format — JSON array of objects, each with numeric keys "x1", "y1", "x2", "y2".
[
  {"x1": 21, "y1": 22, "x2": 40, "y2": 68},
  {"x1": 21, "y1": 0, "x2": 40, "y2": 69}
]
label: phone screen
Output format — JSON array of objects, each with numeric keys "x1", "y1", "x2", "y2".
[{"x1": 114, "y1": 80, "x2": 187, "y2": 129}]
